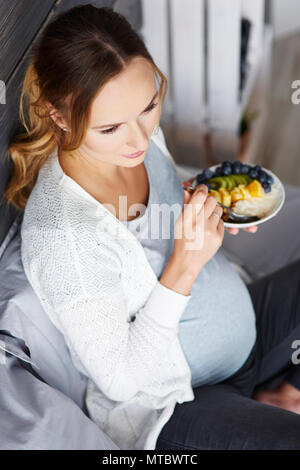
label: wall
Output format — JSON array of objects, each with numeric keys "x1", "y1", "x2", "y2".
[
  {"x1": 0, "y1": 0, "x2": 141, "y2": 246},
  {"x1": 272, "y1": 0, "x2": 300, "y2": 38}
]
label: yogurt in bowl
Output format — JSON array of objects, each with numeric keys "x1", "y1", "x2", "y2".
[
  {"x1": 231, "y1": 185, "x2": 280, "y2": 219},
  {"x1": 203, "y1": 164, "x2": 286, "y2": 229}
]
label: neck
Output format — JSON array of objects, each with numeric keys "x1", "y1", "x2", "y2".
[{"x1": 58, "y1": 147, "x2": 132, "y2": 186}]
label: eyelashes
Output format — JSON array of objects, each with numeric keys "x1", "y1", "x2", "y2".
[{"x1": 100, "y1": 102, "x2": 159, "y2": 135}]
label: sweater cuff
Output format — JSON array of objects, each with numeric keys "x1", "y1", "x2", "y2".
[{"x1": 142, "y1": 280, "x2": 191, "y2": 329}]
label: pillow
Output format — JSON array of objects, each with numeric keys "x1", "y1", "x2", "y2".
[
  {"x1": 0, "y1": 215, "x2": 88, "y2": 408},
  {"x1": 0, "y1": 334, "x2": 119, "y2": 450},
  {"x1": 0, "y1": 213, "x2": 22, "y2": 260}
]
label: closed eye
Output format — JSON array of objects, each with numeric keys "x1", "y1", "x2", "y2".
[{"x1": 100, "y1": 102, "x2": 159, "y2": 135}]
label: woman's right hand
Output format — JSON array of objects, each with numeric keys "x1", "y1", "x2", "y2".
[{"x1": 172, "y1": 184, "x2": 225, "y2": 280}]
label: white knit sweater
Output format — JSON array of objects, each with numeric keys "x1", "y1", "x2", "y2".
[{"x1": 20, "y1": 128, "x2": 195, "y2": 450}]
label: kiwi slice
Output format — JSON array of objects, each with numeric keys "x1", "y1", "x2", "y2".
[
  {"x1": 228, "y1": 175, "x2": 240, "y2": 186},
  {"x1": 207, "y1": 174, "x2": 254, "y2": 191},
  {"x1": 226, "y1": 176, "x2": 236, "y2": 190},
  {"x1": 233, "y1": 175, "x2": 243, "y2": 185},
  {"x1": 244, "y1": 174, "x2": 253, "y2": 184},
  {"x1": 208, "y1": 176, "x2": 238, "y2": 190},
  {"x1": 207, "y1": 177, "x2": 227, "y2": 189},
  {"x1": 237, "y1": 174, "x2": 250, "y2": 185}
]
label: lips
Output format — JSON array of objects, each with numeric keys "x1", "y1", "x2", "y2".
[{"x1": 123, "y1": 150, "x2": 145, "y2": 159}]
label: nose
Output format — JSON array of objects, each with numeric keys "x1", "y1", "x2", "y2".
[{"x1": 126, "y1": 121, "x2": 149, "y2": 152}]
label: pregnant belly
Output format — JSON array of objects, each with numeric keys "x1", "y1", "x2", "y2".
[{"x1": 177, "y1": 251, "x2": 257, "y2": 387}]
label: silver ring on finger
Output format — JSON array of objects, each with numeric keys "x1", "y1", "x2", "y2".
[{"x1": 212, "y1": 211, "x2": 222, "y2": 219}]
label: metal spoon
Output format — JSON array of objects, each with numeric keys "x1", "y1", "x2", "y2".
[
  {"x1": 216, "y1": 201, "x2": 259, "y2": 223},
  {"x1": 182, "y1": 182, "x2": 259, "y2": 223}
]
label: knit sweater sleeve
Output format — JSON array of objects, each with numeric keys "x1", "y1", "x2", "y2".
[
  {"x1": 56, "y1": 267, "x2": 191, "y2": 402},
  {"x1": 21, "y1": 221, "x2": 192, "y2": 403}
]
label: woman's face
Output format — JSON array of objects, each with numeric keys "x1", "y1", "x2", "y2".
[{"x1": 81, "y1": 56, "x2": 161, "y2": 171}]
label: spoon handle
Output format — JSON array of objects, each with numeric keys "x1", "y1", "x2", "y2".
[
  {"x1": 182, "y1": 182, "x2": 259, "y2": 222},
  {"x1": 217, "y1": 201, "x2": 259, "y2": 222}
]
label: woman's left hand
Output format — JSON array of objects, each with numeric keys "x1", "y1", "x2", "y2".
[
  {"x1": 182, "y1": 177, "x2": 259, "y2": 236},
  {"x1": 225, "y1": 225, "x2": 258, "y2": 235}
]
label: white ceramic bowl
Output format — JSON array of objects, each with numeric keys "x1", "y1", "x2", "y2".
[{"x1": 207, "y1": 164, "x2": 286, "y2": 229}]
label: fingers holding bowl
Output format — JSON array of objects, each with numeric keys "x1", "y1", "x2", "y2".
[{"x1": 225, "y1": 225, "x2": 259, "y2": 235}]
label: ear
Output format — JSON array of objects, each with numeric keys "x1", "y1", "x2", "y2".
[{"x1": 45, "y1": 101, "x2": 67, "y2": 129}]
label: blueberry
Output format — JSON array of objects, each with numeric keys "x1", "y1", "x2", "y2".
[
  {"x1": 196, "y1": 173, "x2": 207, "y2": 184},
  {"x1": 232, "y1": 161, "x2": 242, "y2": 174},
  {"x1": 258, "y1": 170, "x2": 266, "y2": 183},
  {"x1": 253, "y1": 165, "x2": 262, "y2": 173},
  {"x1": 202, "y1": 168, "x2": 214, "y2": 179},
  {"x1": 262, "y1": 182, "x2": 271, "y2": 193},
  {"x1": 214, "y1": 166, "x2": 223, "y2": 176},
  {"x1": 222, "y1": 166, "x2": 232, "y2": 176},
  {"x1": 249, "y1": 169, "x2": 258, "y2": 179},
  {"x1": 266, "y1": 173, "x2": 274, "y2": 185},
  {"x1": 222, "y1": 161, "x2": 232, "y2": 168},
  {"x1": 241, "y1": 164, "x2": 252, "y2": 174},
  {"x1": 221, "y1": 161, "x2": 232, "y2": 175}
]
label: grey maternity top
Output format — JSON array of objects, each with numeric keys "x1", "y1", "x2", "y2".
[{"x1": 120, "y1": 138, "x2": 257, "y2": 387}]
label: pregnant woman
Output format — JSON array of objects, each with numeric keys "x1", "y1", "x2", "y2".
[{"x1": 5, "y1": 5, "x2": 300, "y2": 450}]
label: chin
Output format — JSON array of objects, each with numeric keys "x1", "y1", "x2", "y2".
[{"x1": 124, "y1": 156, "x2": 145, "y2": 166}]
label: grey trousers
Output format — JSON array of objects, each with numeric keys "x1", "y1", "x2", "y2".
[{"x1": 155, "y1": 257, "x2": 300, "y2": 450}]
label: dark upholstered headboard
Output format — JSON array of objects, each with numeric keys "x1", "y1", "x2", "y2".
[{"x1": 0, "y1": 0, "x2": 142, "y2": 246}]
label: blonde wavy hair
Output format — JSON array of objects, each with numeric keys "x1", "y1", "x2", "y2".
[{"x1": 3, "y1": 4, "x2": 167, "y2": 211}]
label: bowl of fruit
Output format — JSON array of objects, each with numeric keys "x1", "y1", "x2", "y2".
[{"x1": 183, "y1": 161, "x2": 285, "y2": 228}]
